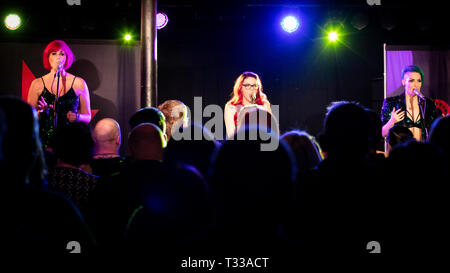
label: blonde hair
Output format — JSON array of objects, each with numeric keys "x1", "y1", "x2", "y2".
[{"x1": 158, "y1": 100, "x2": 188, "y2": 140}]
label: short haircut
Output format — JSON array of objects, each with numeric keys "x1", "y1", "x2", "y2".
[
  {"x1": 321, "y1": 101, "x2": 371, "y2": 154},
  {"x1": 53, "y1": 122, "x2": 94, "y2": 167},
  {"x1": 42, "y1": 40, "x2": 75, "y2": 71},
  {"x1": 129, "y1": 107, "x2": 166, "y2": 133},
  {"x1": 401, "y1": 65, "x2": 424, "y2": 84}
]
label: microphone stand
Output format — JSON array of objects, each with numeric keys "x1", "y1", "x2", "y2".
[
  {"x1": 54, "y1": 70, "x2": 61, "y2": 129},
  {"x1": 418, "y1": 95, "x2": 428, "y2": 140}
]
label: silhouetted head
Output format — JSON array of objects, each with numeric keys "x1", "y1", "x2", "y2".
[
  {"x1": 281, "y1": 130, "x2": 322, "y2": 173},
  {"x1": 429, "y1": 116, "x2": 450, "y2": 158},
  {"x1": 210, "y1": 126, "x2": 296, "y2": 237},
  {"x1": 236, "y1": 106, "x2": 279, "y2": 138},
  {"x1": 319, "y1": 101, "x2": 371, "y2": 157},
  {"x1": 164, "y1": 123, "x2": 220, "y2": 177},
  {"x1": 125, "y1": 163, "x2": 212, "y2": 251},
  {"x1": 389, "y1": 140, "x2": 445, "y2": 180},
  {"x1": 128, "y1": 123, "x2": 165, "y2": 161},
  {"x1": 129, "y1": 107, "x2": 166, "y2": 134},
  {"x1": 0, "y1": 96, "x2": 46, "y2": 185},
  {"x1": 53, "y1": 122, "x2": 94, "y2": 167},
  {"x1": 388, "y1": 125, "x2": 414, "y2": 152}
]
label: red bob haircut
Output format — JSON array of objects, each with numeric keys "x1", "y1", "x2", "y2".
[{"x1": 42, "y1": 40, "x2": 75, "y2": 71}]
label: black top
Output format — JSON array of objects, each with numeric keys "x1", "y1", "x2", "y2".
[
  {"x1": 38, "y1": 77, "x2": 79, "y2": 148},
  {"x1": 47, "y1": 166, "x2": 98, "y2": 212},
  {"x1": 381, "y1": 93, "x2": 442, "y2": 140},
  {"x1": 90, "y1": 156, "x2": 128, "y2": 178}
]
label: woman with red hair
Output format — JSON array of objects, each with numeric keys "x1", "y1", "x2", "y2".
[
  {"x1": 224, "y1": 72, "x2": 272, "y2": 138},
  {"x1": 27, "y1": 40, "x2": 91, "y2": 149}
]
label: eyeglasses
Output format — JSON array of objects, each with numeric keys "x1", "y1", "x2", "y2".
[{"x1": 242, "y1": 83, "x2": 259, "y2": 90}]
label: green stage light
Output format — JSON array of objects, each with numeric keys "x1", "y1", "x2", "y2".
[{"x1": 328, "y1": 31, "x2": 339, "y2": 42}]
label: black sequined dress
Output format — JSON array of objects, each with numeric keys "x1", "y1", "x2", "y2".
[{"x1": 38, "y1": 77, "x2": 79, "y2": 148}]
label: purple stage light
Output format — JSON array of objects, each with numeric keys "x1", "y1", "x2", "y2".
[{"x1": 157, "y1": 12, "x2": 168, "y2": 30}]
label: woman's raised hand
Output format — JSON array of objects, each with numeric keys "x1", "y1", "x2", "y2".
[{"x1": 390, "y1": 107, "x2": 405, "y2": 124}]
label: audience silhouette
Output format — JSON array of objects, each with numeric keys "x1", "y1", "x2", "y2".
[
  {"x1": 2, "y1": 94, "x2": 448, "y2": 265},
  {"x1": 0, "y1": 96, "x2": 95, "y2": 256}
]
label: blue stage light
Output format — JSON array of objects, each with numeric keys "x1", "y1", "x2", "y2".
[{"x1": 281, "y1": 16, "x2": 300, "y2": 33}]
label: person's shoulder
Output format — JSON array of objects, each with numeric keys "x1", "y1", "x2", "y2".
[
  {"x1": 385, "y1": 94, "x2": 401, "y2": 101},
  {"x1": 225, "y1": 102, "x2": 237, "y2": 110},
  {"x1": 31, "y1": 77, "x2": 43, "y2": 84},
  {"x1": 383, "y1": 95, "x2": 402, "y2": 105},
  {"x1": 30, "y1": 77, "x2": 44, "y2": 90},
  {"x1": 69, "y1": 74, "x2": 87, "y2": 89}
]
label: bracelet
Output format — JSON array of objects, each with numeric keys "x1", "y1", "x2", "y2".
[{"x1": 76, "y1": 112, "x2": 80, "y2": 121}]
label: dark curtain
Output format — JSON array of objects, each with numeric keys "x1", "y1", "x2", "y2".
[{"x1": 118, "y1": 45, "x2": 140, "y2": 155}]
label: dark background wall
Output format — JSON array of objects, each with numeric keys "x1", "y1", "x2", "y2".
[{"x1": 1, "y1": 0, "x2": 449, "y2": 142}]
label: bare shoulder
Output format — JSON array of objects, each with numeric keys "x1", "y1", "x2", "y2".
[
  {"x1": 72, "y1": 75, "x2": 88, "y2": 92},
  {"x1": 30, "y1": 77, "x2": 43, "y2": 88},
  {"x1": 29, "y1": 78, "x2": 44, "y2": 94}
]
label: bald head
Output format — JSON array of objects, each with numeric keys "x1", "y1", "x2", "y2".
[
  {"x1": 128, "y1": 123, "x2": 165, "y2": 161},
  {"x1": 92, "y1": 118, "x2": 121, "y2": 156}
]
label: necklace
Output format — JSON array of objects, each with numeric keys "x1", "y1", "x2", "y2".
[{"x1": 93, "y1": 153, "x2": 119, "y2": 159}]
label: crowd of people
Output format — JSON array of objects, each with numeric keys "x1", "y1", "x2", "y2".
[{"x1": 1, "y1": 41, "x2": 450, "y2": 268}]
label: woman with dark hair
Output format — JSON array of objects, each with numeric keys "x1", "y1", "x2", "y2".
[
  {"x1": 224, "y1": 72, "x2": 272, "y2": 138},
  {"x1": 27, "y1": 40, "x2": 91, "y2": 149},
  {"x1": 381, "y1": 65, "x2": 441, "y2": 141}
]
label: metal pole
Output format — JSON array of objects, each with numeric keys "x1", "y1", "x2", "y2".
[
  {"x1": 141, "y1": 0, "x2": 157, "y2": 107},
  {"x1": 383, "y1": 43, "x2": 388, "y2": 153}
]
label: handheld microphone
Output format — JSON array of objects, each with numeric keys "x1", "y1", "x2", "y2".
[
  {"x1": 252, "y1": 93, "x2": 256, "y2": 104},
  {"x1": 413, "y1": 89, "x2": 425, "y2": 100}
]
